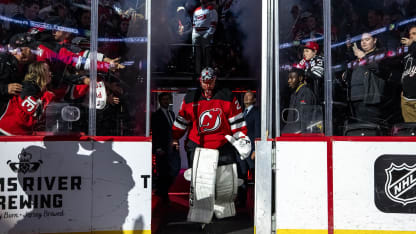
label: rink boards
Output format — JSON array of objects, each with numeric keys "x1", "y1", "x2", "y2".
[
  {"x1": 0, "y1": 136, "x2": 152, "y2": 234},
  {"x1": 274, "y1": 137, "x2": 416, "y2": 234}
]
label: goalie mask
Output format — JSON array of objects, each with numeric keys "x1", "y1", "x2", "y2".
[{"x1": 200, "y1": 67, "x2": 216, "y2": 82}]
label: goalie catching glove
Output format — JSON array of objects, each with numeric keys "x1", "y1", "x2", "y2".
[{"x1": 225, "y1": 132, "x2": 252, "y2": 160}]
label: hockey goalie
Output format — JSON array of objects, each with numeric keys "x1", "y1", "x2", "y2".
[{"x1": 172, "y1": 67, "x2": 251, "y2": 224}]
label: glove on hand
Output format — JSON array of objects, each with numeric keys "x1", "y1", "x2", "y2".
[
  {"x1": 225, "y1": 134, "x2": 251, "y2": 160},
  {"x1": 203, "y1": 33, "x2": 210, "y2": 39}
]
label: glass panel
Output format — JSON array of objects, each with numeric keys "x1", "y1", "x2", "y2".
[
  {"x1": 330, "y1": 0, "x2": 416, "y2": 136},
  {"x1": 95, "y1": 0, "x2": 148, "y2": 136},
  {"x1": 151, "y1": 0, "x2": 261, "y2": 164},
  {"x1": 149, "y1": 0, "x2": 261, "y2": 231},
  {"x1": 279, "y1": 0, "x2": 324, "y2": 136},
  {"x1": 0, "y1": 0, "x2": 96, "y2": 136}
]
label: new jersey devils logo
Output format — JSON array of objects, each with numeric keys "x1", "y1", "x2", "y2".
[{"x1": 199, "y1": 108, "x2": 222, "y2": 133}]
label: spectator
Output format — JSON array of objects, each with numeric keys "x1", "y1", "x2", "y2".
[
  {"x1": 282, "y1": 67, "x2": 317, "y2": 134},
  {"x1": 172, "y1": 67, "x2": 251, "y2": 224},
  {"x1": 236, "y1": 90, "x2": 259, "y2": 207},
  {"x1": 10, "y1": 0, "x2": 41, "y2": 35},
  {"x1": 377, "y1": 10, "x2": 401, "y2": 50},
  {"x1": 292, "y1": 11, "x2": 311, "y2": 41},
  {"x1": 175, "y1": 6, "x2": 192, "y2": 43},
  {"x1": 384, "y1": 0, "x2": 411, "y2": 18},
  {"x1": 77, "y1": 10, "x2": 91, "y2": 31},
  {"x1": 38, "y1": 1, "x2": 70, "y2": 21},
  {"x1": 293, "y1": 12, "x2": 323, "y2": 41},
  {"x1": 344, "y1": 33, "x2": 389, "y2": 123},
  {"x1": 0, "y1": 33, "x2": 36, "y2": 115},
  {"x1": 42, "y1": 16, "x2": 75, "y2": 46},
  {"x1": 0, "y1": 61, "x2": 54, "y2": 135},
  {"x1": 192, "y1": 0, "x2": 218, "y2": 74},
  {"x1": 338, "y1": 10, "x2": 367, "y2": 41},
  {"x1": 218, "y1": 0, "x2": 238, "y2": 44},
  {"x1": 119, "y1": 14, "x2": 131, "y2": 37},
  {"x1": 299, "y1": 41, "x2": 324, "y2": 103},
  {"x1": 400, "y1": 25, "x2": 416, "y2": 122},
  {"x1": 304, "y1": 14, "x2": 323, "y2": 40},
  {"x1": 0, "y1": 0, "x2": 22, "y2": 32},
  {"x1": 288, "y1": 5, "x2": 304, "y2": 41},
  {"x1": 0, "y1": 23, "x2": 7, "y2": 45},
  {"x1": 151, "y1": 92, "x2": 180, "y2": 202},
  {"x1": 99, "y1": 12, "x2": 129, "y2": 59},
  {"x1": 367, "y1": 9, "x2": 383, "y2": 30}
]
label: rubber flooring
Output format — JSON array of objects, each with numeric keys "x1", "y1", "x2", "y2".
[
  {"x1": 156, "y1": 194, "x2": 254, "y2": 234},
  {"x1": 153, "y1": 170, "x2": 255, "y2": 234}
]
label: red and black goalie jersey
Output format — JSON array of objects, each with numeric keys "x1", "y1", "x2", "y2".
[{"x1": 172, "y1": 87, "x2": 247, "y2": 149}]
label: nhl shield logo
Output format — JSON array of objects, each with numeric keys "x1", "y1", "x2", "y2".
[{"x1": 385, "y1": 163, "x2": 416, "y2": 206}]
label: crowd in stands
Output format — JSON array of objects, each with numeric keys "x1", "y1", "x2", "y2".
[
  {"x1": 0, "y1": 0, "x2": 147, "y2": 136},
  {"x1": 279, "y1": 0, "x2": 416, "y2": 135},
  {"x1": 153, "y1": 0, "x2": 250, "y2": 78}
]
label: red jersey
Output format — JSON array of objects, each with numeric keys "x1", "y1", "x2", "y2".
[
  {"x1": 172, "y1": 88, "x2": 247, "y2": 149},
  {"x1": 36, "y1": 44, "x2": 110, "y2": 73},
  {"x1": 0, "y1": 82, "x2": 54, "y2": 135}
]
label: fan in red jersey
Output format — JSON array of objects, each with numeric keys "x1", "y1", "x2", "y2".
[
  {"x1": 172, "y1": 67, "x2": 251, "y2": 225},
  {"x1": 0, "y1": 61, "x2": 54, "y2": 135}
]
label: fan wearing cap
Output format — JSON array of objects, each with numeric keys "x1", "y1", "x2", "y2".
[
  {"x1": 0, "y1": 33, "x2": 37, "y2": 114},
  {"x1": 171, "y1": 67, "x2": 251, "y2": 224},
  {"x1": 299, "y1": 41, "x2": 324, "y2": 103}
]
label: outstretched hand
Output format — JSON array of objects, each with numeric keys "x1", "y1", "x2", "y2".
[{"x1": 107, "y1": 57, "x2": 126, "y2": 71}]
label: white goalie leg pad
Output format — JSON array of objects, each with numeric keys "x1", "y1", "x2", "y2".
[
  {"x1": 192, "y1": 147, "x2": 219, "y2": 200},
  {"x1": 187, "y1": 147, "x2": 219, "y2": 224},
  {"x1": 214, "y1": 163, "x2": 238, "y2": 219}
]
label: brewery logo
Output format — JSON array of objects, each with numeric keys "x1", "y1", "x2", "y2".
[
  {"x1": 374, "y1": 154, "x2": 416, "y2": 213},
  {"x1": 6, "y1": 148, "x2": 42, "y2": 174},
  {"x1": 385, "y1": 163, "x2": 416, "y2": 205}
]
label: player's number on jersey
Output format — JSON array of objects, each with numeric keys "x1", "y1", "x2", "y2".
[
  {"x1": 235, "y1": 100, "x2": 241, "y2": 110},
  {"x1": 21, "y1": 97, "x2": 38, "y2": 112}
]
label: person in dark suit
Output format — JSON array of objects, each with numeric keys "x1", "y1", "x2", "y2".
[
  {"x1": 151, "y1": 92, "x2": 180, "y2": 202},
  {"x1": 236, "y1": 90, "x2": 260, "y2": 206}
]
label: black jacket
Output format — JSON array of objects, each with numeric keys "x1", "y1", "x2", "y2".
[
  {"x1": 283, "y1": 84, "x2": 317, "y2": 133},
  {"x1": 348, "y1": 48, "x2": 389, "y2": 104},
  {"x1": 151, "y1": 108, "x2": 175, "y2": 153},
  {"x1": 0, "y1": 52, "x2": 25, "y2": 115},
  {"x1": 244, "y1": 105, "x2": 260, "y2": 154},
  {"x1": 0, "y1": 53, "x2": 20, "y2": 100},
  {"x1": 402, "y1": 42, "x2": 416, "y2": 99}
]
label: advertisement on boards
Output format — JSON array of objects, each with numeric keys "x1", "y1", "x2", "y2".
[{"x1": 0, "y1": 140, "x2": 152, "y2": 234}]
